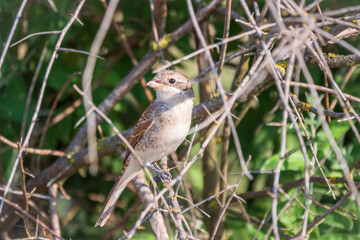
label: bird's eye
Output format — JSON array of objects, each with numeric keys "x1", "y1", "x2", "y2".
[{"x1": 168, "y1": 78, "x2": 176, "y2": 84}]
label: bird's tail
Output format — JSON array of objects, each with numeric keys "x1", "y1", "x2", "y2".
[{"x1": 95, "y1": 159, "x2": 142, "y2": 227}]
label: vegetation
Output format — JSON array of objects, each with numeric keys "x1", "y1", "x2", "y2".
[{"x1": 0, "y1": 0, "x2": 360, "y2": 239}]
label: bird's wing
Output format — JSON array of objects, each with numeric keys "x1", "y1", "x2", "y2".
[{"x1": 122, "y1": 102, "x2": 165, "y2": 164}]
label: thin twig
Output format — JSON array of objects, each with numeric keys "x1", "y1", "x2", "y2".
[
  {"x1": 0, "y1": 0, "x2": 29, "y2": 70},
  {"x1": 217, "y1": 0, "x2": 231, "y2": 75},
  {"x1": 0, "y1": 135, "x2": 65, "y2": 157},
  {"x1": 58, "y1": 47, "x2": 105, "y2": 60},
  {"x1": 271, "y1": 52, "x2": 294, "y2": 239},
  {"x1": 18, "y1": 141, "x2": 31, "y2": 237},
  {"x1": 0, "y1": 186, "x2": 54, "y2": 200},
  {"x1": 46, "y1": 0, "x2": 58, "y2": 12},
  {"x1": 330, "y1": 66, "x2": 357, "y2": 109},
  {"x1": 21, "y1": 42, "x2": 48, "y2": 138},
  {"x1": 318, "y1": 4, "x2": 360, "y2": 17},
  {"x1": 289, "y1": 81, "x2": 360, "y2": 103},
  {"x1": 149, "y1": 0, "x2": 165, "y2": 62},
  {"x1": 10, "y1": 30, "x2": 61, "y2": 48},
  {"x1": 51, "y1": 98, "x2": 82, "y2": 126}
]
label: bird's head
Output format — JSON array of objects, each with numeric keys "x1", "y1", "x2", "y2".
[{"x1": 147, "y1": 70, "x2": 194, "y2": 101}]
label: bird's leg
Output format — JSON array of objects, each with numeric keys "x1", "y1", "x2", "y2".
[
  {"x1": 159, "y1": 157, "x2": 172, "y2": 180},
  {"x1": 152, "y1": 162, "x2": 163, "y2": 172},
  {"x1": 146, "y1": 162, "x2": 172, "y2": 182},
  {"x1": 146, "y1": 163, "x2": 161, "y2": 177}
]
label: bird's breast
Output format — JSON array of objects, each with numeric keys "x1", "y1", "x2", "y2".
[
  {"x1": 134, "y1": 99, "x2": 193, "y2": 164},
  {"x1": 159, "y1": 99, "x2": 193, "y2": 144}
]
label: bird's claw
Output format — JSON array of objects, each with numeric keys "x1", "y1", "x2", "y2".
[
  {"x1": 153, "y1": 169, "x2": 172, "y2": 183},
  {"x1": 146, "y1": 164, "x2": 172, "y2": 182},
  {"x1": 158, "y1": 169, "x2": 172, "y2": 182}
]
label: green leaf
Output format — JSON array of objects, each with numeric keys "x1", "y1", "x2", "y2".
[
  {"x1": 261, "y1": 150, "x2": 305, "y2": 171},
  {"x1": 322, "y1": 212, "x2": 353, "y2": 230}
]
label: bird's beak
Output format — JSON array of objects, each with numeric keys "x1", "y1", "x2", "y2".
[{"x1": 146, "y1": 80, "x2": 165, "y2": 89}]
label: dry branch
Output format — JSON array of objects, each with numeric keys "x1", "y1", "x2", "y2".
[{"x1": 0, "y1": 135, "x2": 65, "y2": 158}]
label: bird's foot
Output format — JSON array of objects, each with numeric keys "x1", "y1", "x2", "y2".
[
  {"x1": 146, "y1": 163, "x2": 172, "y2": 182},
  {"x1": 157, "y1": 169, "x2": 172, "y2": 182}
]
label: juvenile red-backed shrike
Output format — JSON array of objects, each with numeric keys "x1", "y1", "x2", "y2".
[{"x1": 96, "y1": 70, "x2": 194, "y2": 227}]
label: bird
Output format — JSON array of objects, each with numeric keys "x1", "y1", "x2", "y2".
[{"x1": 95, "y1": 70, "x2": 194, "y2": 227}]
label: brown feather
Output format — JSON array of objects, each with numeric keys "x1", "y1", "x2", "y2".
[{"x1": 122, "y1": 103, "x2": 156, "y2": 167}]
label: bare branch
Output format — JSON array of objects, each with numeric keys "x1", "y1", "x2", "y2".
[
  {"x1": 10, "y1": 31, "x2": 61, "y2": 48},
  {"x1": 0, "y1": 135, "x2": 65, "y2": 157},
  {"x1": 0, "y1": 0, "x2": 29, "y2": 70}
]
